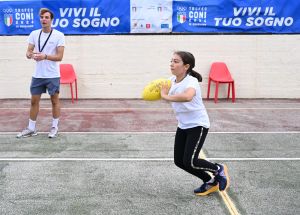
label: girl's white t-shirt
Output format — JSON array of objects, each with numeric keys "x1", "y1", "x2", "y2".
[
  {"x1": 168, "y1": 75, "x2": 210, "y2": 129},
  {"x1": 27, "y1": 29, "x2": 65, "y2": 78}
]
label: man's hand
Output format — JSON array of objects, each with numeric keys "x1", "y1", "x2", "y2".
[
  {"x1": 33, "y1": 52, "x2": 47, "y2": 61},
  {"x1": 26, "y1": 50, "x2": 33, "y2": 59},
  {"x1": 26, "y1": 43, "x2": 35, "y2": 59}
]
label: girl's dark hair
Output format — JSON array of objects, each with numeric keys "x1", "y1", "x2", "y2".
[{"x1": 174, "y1": 51, "x2": 202, "y2": 82}]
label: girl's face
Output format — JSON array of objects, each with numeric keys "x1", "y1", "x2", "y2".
[{"x1": 170, "y1": 54, "x2": 189, "y2": 77}]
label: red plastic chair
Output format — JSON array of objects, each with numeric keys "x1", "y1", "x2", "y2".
[
  {"x1": 60, "y1": 64, "x2": 78, "y2": 103},
  {"x1": 207, "y1": 62, "x2": 235, "y2": 103}
]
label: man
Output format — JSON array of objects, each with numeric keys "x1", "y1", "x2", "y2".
[{"x1": 17, "y1": 8, "x2": 65, "y2": 138}]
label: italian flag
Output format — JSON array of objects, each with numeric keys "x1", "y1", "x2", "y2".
[
  {"x1": 5, "y1": 15, "x2": 13, "y2": 26},
  {"x1": 178, "y1": 14, "x2": 186, "y2": 23}
]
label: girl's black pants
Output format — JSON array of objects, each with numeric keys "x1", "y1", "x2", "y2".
[{"x1": 174, "y1": 126, "x2": 218, "y2": 182}]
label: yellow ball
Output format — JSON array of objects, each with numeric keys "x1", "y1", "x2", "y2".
[{"x1": 142, "y1": 79, "x2": 171, "y2": 101}]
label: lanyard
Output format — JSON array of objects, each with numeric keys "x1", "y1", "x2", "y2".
[{"x1": 38, "y1": 29, "x2": 53, "y2": 53}]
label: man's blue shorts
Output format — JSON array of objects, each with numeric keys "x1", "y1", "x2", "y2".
[{"x1": 30, "y1": 77, "x2": 60, "y2": 96}]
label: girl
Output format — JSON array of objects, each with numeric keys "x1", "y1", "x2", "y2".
[{"x1": 161, "y1": 51, "x2": 230, "y2": 196}]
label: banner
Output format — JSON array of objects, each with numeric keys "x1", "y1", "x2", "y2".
[
  {"x1": 1, "y1": 0, "x2": 300, "y2": 35},
  {"x1": 130, "y1": 0, "x2": 172, "y2": 33},
  {"x1": 0, "y1": 0, "x2": 130, "y2": 35},
  {"x1": 172, "y1": 0, "x2": 300, "y2": 33}
]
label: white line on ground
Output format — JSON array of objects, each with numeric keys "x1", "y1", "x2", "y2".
[
  {"x1": 1, "y1": 131, "x2": 300, "y2": 134},
  {"x1": 2, "y1": 108, "x2": 173, "y2": 110},
  {"x1": 0, "y1": 158, "x2": 299, "y2": 161},
  {"x1": 208, "y1": 158, "x2": 300, "y2": 161},
  {"x1": 1, "y1": 107, "x2": 300, "y2": 110}
]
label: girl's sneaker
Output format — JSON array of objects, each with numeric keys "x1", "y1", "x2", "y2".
[
  {"x1": 214, "y1": 163, "x2": 230, "y2": 191},
  {"x1": 194, "y1": 180, "x2": 219, "y2": 196}
]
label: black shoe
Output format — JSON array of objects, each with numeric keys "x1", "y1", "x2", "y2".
[
  {"x1": 214, "y1": 163, "x2": 230, "y2": 191},
  {"x1": 194, "y1": 180, "x2": 219, "y2": 196}
]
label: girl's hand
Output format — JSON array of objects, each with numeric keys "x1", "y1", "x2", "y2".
[{"x1": 161, "y1": 81, "x2": 170, "y2": 100}]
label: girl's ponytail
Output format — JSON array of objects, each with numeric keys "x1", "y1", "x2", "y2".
[{"x1": 189, "y1": 69, "x2": 202, "y2": 82}]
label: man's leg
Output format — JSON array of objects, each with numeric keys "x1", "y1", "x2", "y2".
[
  {"x1": 16, "y1": 94, "x2": 41, "y2": 138},
  {"x1": 30, "y1": 94, "x2": 41, "y2": 121},
  {"x1": 48, "y1": 92, "x2": 60, "y2": 138},
  {"x1": 51, "y1": 92, "x2": 60, "y2": 119}
]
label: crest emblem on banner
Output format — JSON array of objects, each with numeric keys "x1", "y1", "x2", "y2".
[
  {"x1": 177, "y1": 12, "x2": 186, "y2": 24},
  {"x1": 4, "y1": 13, "x2": 13, "y2": 27}
]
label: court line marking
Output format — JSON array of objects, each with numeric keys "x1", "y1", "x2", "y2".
[
  {"x1": 1, "y1": 131, "x2": 300, "y2": 134},
  {"x1": 219, "y1": 191, "x2": 240, "y2": 215},
  {"x1": 0, "y1": 158, "x2": 298, "y2": 161},
  {"x1": 200, "y1": 151, "x2": 240, "y2": 215},
  {"x1": 1, "y1": 107, "x2": 300, "y2": 110},
  {"x1": 207, "y1": 158, "x2": 300, "y2": 161}
]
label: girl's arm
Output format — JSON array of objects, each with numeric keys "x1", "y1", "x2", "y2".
[{"x1": 161, "y1": 84, "x2": 195, "y2": 102}]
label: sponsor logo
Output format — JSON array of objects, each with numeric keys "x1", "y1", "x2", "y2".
[
  {"x1": 161, "y1": 23, "x2": 169, "y2": 29},
  {"x1": 2, "y1": 8, "x2": 34, "y2": 29},
  {"x1": 3, "y1": 8, "x2": 14, "y2": 27},
  {"x1": 187, "y1": 6, "x2": 207, "y2": 26},
  {"x1": 146, "y1": 23, "x2": 151, "y2": 29},
  {"x1": 177, "y1": 12, "x2": 186, "y2": 24},
  {"x1": 4, "y1": 13, "x2": 13, "y2": 27},
  {"x1": 176, "y1": 6, "x2": 208, "y2": 26}
]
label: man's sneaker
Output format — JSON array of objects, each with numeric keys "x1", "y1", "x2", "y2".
[
  {"x1": 48, "y1": 127, "x2": 58, "y2": 138},
  {"x1": 214, "y1": 163, "x2": 230, "y2": 191},
  {"x1": 16, "y1": 128, "x2": 37, "y2": 138},
  {"x1": 194, "y1": 180, "x2": 219, "y2": 196}
]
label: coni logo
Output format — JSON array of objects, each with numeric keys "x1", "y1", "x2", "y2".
[
  {"x1": 3, "y1": 8, "x2": 14, "y2": 27},
  {"x1": 176, "y1": 6, "x2": 187, "y2": 24}
]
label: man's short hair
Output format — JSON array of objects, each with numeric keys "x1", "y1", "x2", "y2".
[{"x1": 39, "y1": 8, "x2": 54, "y2": 19}]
